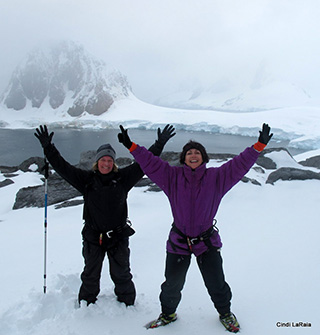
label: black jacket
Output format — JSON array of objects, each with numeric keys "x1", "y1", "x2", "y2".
[{"x1": 44, "y1": 141, "x2": 163, "y2": 244}]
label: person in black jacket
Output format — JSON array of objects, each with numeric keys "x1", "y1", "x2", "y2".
[{"x1": 35, "y1": 124, "x2": 175, "y2": 306}]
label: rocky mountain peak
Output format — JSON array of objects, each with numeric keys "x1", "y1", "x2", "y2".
[{"x1": 1, "y1": 40, "x2": 131, "y2": 116}]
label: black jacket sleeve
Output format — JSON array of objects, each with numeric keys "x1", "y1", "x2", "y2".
[
  {"x1": 119, "y1": 140, "x2": 166, "y2": 192},
  {"x1": 44, "y1": 144, "x2": 91, "y2": 194}
]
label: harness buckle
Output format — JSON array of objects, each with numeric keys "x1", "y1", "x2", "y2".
[
  {"x1": 106, "y1": 230, "x2": 114, "y2": 238},
  {"x1": 189, "y1": 238, "x2": 198, "y2": 245},
  {"x1": 187, "y1": 237, "x2": 200, "y2": 251}
]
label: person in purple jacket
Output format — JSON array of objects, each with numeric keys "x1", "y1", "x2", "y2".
[{"x1": 118, "y1": 123, "x2": 273, "y2": 333}]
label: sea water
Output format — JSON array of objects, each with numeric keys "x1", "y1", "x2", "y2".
[{"x1": 0, "y1": 128, "x2": 305, "y2": 166}]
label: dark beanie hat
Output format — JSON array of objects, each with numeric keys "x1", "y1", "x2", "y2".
[
  {"x1": 179, "y1": 141, "x2": 209, "y2": 165},
  {"x1": 95, "y1": 144, "x2": 116, "y2": 162}
]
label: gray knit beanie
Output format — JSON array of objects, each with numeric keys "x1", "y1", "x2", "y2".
[{"x1": 95, "y1": 144, "x2": 116, "y2": 162}]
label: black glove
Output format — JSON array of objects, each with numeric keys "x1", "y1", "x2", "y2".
[
  {"x1": 34, "y1": 125, "x2": 54, "y2": 149},
  {"x1": 156, "y1": 124, "x2": 176, "y2": 147},
  {"x1": 258, "y1": 123, "x2": 273, "y2": 144},
  {"x1": 118, "y1": 125, "x2": 133, "y2": 149}
]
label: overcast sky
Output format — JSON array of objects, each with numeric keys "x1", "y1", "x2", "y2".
[{"x1": 1, "y1": 0, "x2": 319, "y2": 103}]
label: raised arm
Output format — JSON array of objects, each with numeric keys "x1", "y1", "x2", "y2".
[
  {"x1": 117, "y1": 124, "x2": 175, "y2": 190},
  {"x1": 216, "y1": 123, "x2": 273, "y2": 195},
  {"x1": 34, "y1": 125, "x2": 90, "y2": 194}
]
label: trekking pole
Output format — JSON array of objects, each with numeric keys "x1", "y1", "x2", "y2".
[{"x1": 43, "y1": 158, "x2": 49, "y2": 294}]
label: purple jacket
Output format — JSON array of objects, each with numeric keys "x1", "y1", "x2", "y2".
[{"x1": 131, "y1": 145, "x2": 260, "y2": 256}]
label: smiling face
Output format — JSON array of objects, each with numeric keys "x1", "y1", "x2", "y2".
[
  {"x1": 184, "y1": 148, "x2": 203, "y2": 169},
  {"x1": 97, "y1": 156, "x2": 114, "y2": 174}
]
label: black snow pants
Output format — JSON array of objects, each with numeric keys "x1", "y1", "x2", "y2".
[
  {"x1": 78, "y1": 238, "x2": 136, "y2": 306},
  {"x1": 160, "y1": 248, "x2": 232, "y2": 315}
]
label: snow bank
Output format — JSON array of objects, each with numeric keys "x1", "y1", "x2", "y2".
[{"x1": 0, "y1": 153, "x2": 319, "y2": 335}]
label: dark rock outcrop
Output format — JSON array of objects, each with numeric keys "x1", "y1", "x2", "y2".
[
  {"x1": 1, "y1": 41, "x2": 131, "y2": 116},
  {"x1": 13, "y1": 178, "x2": 81, "y2": 209},
  {"x1": 266, "y1": 167, "x2": 320, "y2": 185},
  {"x1": 0, "y1": 179, "x2": 14, "y2": 188},
  {"x1": 299, "y1": 155, "x2": 320, "y2": 169}
]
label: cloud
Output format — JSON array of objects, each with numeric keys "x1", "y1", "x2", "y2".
[{"x1": 1, "y1": 0, "x2": 320, "y2": 103}]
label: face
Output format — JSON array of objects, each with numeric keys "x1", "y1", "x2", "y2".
[
  {"x1": 97, "y1": 156, "x2": 114, "y2": 174},
  {"x1": 184, "y1": 149, "x2": 203, "y2": 169}
]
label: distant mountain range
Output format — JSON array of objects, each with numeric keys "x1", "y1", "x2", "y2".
[
  {"x1": 154, "y1": 75, "x2": 314, "y2": 112},
  {"x1": 0, "y1": 40, "x2": 318, "y2": 119},
  {"x1": 0, "y1": 41, "x2": 131, "y2": 116}
]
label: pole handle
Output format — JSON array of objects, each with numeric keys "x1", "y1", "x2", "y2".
[{"x1": 42, "y1": 158, "x2": 49, "y2": 179}]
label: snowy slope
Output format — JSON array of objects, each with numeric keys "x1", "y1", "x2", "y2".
[
  {"x1": 154, "y1": 80, "x2": 316, "y2": 112},
  {"x1": 0, "y1": 150, "x2": 319, "y2": 335}
]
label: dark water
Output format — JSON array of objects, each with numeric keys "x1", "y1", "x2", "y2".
[{"x1": 0, "y1": 128, "x2": 305, "y2": 166}]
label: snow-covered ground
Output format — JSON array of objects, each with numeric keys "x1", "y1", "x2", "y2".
[
  {"x1": 0, "y1": 90, "x2": 319, "y2": 333},
  {"x1": 0, "y1": 147, "x2": 319, "y2": 335}
]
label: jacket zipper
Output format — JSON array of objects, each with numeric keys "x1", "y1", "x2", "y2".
[{"x1": 190, "y1": 170, "x2": 196, "y2": 238}]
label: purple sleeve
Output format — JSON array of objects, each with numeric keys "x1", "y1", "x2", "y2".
[
  {"x1": 131, "y1": 145, "x2": 174, "y2": 194},
  {"x1": 216, "y1": 145, "x2": 260, "y2": 195}
]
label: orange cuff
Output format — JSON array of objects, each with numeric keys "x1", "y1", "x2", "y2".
[
  {"x1": 129, "y1": 142, "x2": 138, "y2": 152},
  {"x1": 253, "y1": 141, "x2": 267, "y2": 152}
]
